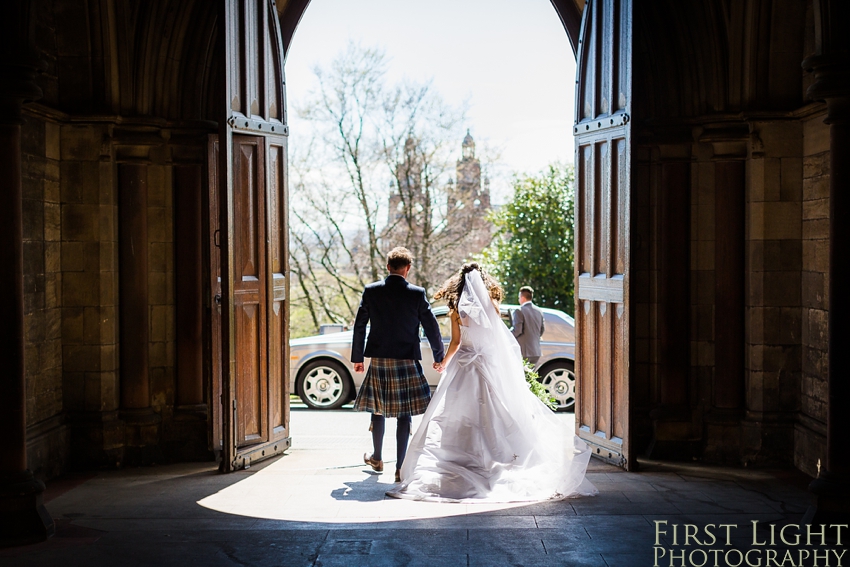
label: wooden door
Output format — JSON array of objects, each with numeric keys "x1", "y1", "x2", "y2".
[
  {"x1": 573, "y1": 0, "x2": 633, "y2": 469},
  {"x1": 208, "y1": 135, "x2": 223, "y2": 457},
  {"x1": 219, "y1": 0, "x2": 290, "y2": 472}
]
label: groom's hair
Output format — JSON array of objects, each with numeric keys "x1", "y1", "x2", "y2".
[
  {"x1": 519, "y1": 286, "x2": 534, "y2": 301},
  {"x1": 387, "y1": 247, "x2": 414, "y2": 270}
]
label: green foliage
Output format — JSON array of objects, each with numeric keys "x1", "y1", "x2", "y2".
[
  {"x1": 479, "y1": 164, "x2": 575, "y2": 314},
  {"x1": 524, "y1": 361, "x2": 557, "y2": 410}
]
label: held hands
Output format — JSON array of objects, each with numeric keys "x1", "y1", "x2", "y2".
[
  {"x1": 353, "y1": 362, "x2": 365, "y2": 373},
  {"x1": 433, "y1": 361, "x2": 445, "y2": 373}
]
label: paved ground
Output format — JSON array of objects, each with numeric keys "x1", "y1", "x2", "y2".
[{"x1": 1, "y1": 405, "x2": 823, "y2": 567}]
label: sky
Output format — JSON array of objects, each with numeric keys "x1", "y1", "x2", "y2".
[{"x1": 284, "y1": 0, "x2": 577, "y2": 204}]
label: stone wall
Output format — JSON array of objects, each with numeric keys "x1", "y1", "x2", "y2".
[
  {"x1": 19, "y1": 103, "x2": 208, "y2": 476},
  {"x1": 742, "y1": 120, "x2": 804, "y2": 466},
  {"x1": 795, "y1": 112, "x2": 830, "y2": 477},
  {"x1": 59, "y1": 121, "x2": 122, "y2": 467},
  {"x1": 637, "y1": 111, "x2": 825, "y2": 470},
  {"x1": 21, "y1": 110, "x2": 68, "y2": 479},
  {"x1": 147, "y1": 164, "x2": 176, "y2": 421},
  {"x1": 689, "y1": 148, "x2": 723, "y2": 462}
]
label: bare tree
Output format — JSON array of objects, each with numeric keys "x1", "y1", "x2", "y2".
[{"x1": 289, "y1": 42, "x2": 495, "y2": 334}]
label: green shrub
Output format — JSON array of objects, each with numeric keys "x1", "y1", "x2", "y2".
[{"x1": 524, "y1": 361, "x2": 557, "y2": 410}]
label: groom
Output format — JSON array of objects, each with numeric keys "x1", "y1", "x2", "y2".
[{"x1": 351, "y1": 247, "x2": 445, "y2": 483}]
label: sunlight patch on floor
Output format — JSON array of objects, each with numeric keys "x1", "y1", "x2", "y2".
[
  {"x1": 196, "y1": 409, "x2": 577, "y2": 523},
  {"x1": 196, "y1": 451, "x2": 532, "y2": 523}
]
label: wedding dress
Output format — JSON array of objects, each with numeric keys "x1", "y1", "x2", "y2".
[{"x1": 387, "y1": 270, "x2": 597, "y2": 503}]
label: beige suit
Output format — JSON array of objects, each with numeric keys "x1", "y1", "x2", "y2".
[{"x1": 511, "y1": 302, "x2": 545, "y2": 363}]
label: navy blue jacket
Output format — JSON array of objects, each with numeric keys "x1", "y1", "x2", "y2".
[{"x1": 350, "y1": 275, "x2": 445, "y2": 364}]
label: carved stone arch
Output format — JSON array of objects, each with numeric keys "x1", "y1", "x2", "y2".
[
  {"x1": 37, "y1": 0, "x2": 217, "y2": 120},
  {"x1": 636, "y1": 0, "x2": 808, "y2": 120},
  {"x1": 123, "y1": 0, "x2": 219, "y2": 120},
  {"x1": 635, "y1": 0, "x2": 732, "y2": 118},
  {"x1": 274, "y1": 0, "x2": 587, "y2": 59},
  {"x1": 177, "y1": 2, "x2": 219, "y2": 122},
  {"x1": 146, "y1": 0, "x2": 197, "y2": 117},
  {"x1": 549, "y1": 0, "x2": 584, "y2": 55}
]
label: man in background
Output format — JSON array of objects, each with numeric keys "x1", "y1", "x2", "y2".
[{"x1": 511, "y1": 286, "x2": 545, "y2": 365}]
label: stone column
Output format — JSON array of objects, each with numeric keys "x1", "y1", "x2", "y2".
[
  {"x1": 803, "y1": 49, "x2": 850, "y2": 525},
  {"x1": 118, "y1": 164, "x2": 161, "y2": 464},
  {"x1": 740, "y1": 119, "x2": 803, "y2": 466},
  {"x1": 658, "y1": 160, "x2": 690, "y2": 414},
  {"x1": 169, "y1": 163, "x2": 211, "y2": 460},
  {"x1": 713, "y1": 160, "x2": 745, "y2": 414},
  {"x1": 174, "y1": 165, "x2": 205, "y2": 412},
  {"x1": 693, "y1": 126, "x2": 750, "y2": 463},
  {"x1": 0, "y1": 30, "x2": 54, "y2": 546},
  {"x1": 640, "y1": 144, "x2": 695, "y2": 459}
]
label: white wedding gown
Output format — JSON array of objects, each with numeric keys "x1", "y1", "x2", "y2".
[{"x1": 387, "y1": 270, "x2": 597, "y2": 503}]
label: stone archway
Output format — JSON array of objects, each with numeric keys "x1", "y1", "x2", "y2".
[{"x1": 3, "y1": 0, "x2": 850, "y2": 547}]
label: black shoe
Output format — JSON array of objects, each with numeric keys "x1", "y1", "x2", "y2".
[{"x1": 395, "y1": 470, "x2": 401, "y2": 483}]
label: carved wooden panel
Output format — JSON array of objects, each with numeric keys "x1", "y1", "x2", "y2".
[
  {"x1": 574, "y1": 0, "x2": 633, "y2": 469},
  {"x1": 267, "y1": 141, "x2": 288, "y2": 432},
  {"x1": 225, "y1": 0, "x2": 286, "y2": 132},
  {"x1": 232, "y1": 135, "x2": 267, "y2": 446}
]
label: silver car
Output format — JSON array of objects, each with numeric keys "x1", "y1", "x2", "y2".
[{"x1": 289, "y1": 304, "x2": 577, "y2": 412}]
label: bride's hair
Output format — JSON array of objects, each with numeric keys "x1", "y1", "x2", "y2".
[{"x1": 433, "y1": 262, "x2": 504, "y2": 310}]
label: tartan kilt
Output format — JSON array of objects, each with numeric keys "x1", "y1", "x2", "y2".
[{"x1": 353, "y1": 358, "x2": 431, "y2": 417}]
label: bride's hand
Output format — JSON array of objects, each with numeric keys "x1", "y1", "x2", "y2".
[{"x1": 433, "y1": 361, "x2": 444, "y2": 373}]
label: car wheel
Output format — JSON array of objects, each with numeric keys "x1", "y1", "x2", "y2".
[
  {"x1": 538, "y1": 361, "x2": 576, "y2": 412},
  {"x1": 297, "y1": 360, "x2": 352, "y2": 410}
]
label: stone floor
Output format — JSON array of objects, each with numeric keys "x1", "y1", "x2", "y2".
[{"x1": 0, "y1": 407, "x2": 823, "y2": 567}]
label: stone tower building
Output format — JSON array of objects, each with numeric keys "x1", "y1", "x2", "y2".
[
  {"x1": 387, "y1": 137, "x2": 426, "y2": 241},
  {"x1": 446, "y1": 131, "x2": 492, "y2": 251}
]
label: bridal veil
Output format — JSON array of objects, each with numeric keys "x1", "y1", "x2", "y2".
[{"x1": 388, "y1": 269, "x2": 597, "y2": 503}]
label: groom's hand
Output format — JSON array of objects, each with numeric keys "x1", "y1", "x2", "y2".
[
  {"x1": 433, "y1": 362, "x2": 444, "y2": 373},
  {"x1": 353, "y1": 362, "x2": 365, "y2": 373}
]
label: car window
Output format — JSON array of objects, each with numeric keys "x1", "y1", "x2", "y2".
[
  {"x1": 437, "y1": 313, "x2": 452, "y2": 339},
  {"x1": 420, "y1": 312, "x2": 452, "y2": 340},
  {"x1": 542, "y1": 312, "x2": 573, "y2": 342}
]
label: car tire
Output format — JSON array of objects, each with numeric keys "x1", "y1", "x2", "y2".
[
  {"x1": 297, "y1": 359, "x2": 353, "y2": 410},
  {"x1": 537, "y1": 360, "x2": 576, "y2": 412}
]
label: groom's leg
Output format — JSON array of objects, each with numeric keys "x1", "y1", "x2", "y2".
[
  {"x1": 370, "y1": 413, "x2": 385, "y2": 460},
  {"x1": 395, "y1": 415, "x2": 412, "y2": 470}
]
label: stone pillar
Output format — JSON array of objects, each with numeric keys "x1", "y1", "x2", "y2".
[
  {"x1": 118, "y1": 164, "x2": 161, "y2": 464},
  {"x1": 0, "y1": 25, "x2": 54, "y2": 545},
  {"x1": 803, "y1": 48, "x2": 850, "y2": 524},
  {"x1": 695, "y1": 126, "x2": 751, "y2": 464},
  {"x1": 641, "y1": 145, "x2": 696, "y2": 459},
  {"x1": 658, "y1": 161, "x2": 690, "y2": 414},
  {"x1": 740, "y1": 120, "x2": 803, "y2": 467},
  {"x1": 174, "y1": 165, "x2": 205, "y2": 412},
  {"x1": 713, "y1": 160, "x2": 745, "y2": 414},
  {"x1": 168, "y1": 164, "x2": 211, "y2": 460}
]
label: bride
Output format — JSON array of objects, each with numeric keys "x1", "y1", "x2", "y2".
[{"x1": 387, "y1": 263, "x2": 597, "y2": 503}]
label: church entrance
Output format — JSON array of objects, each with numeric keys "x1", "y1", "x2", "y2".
[{"x1": 209, "y1": 0, "x2": 635, "y2": 473}]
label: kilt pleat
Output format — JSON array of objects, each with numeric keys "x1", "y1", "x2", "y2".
[{"x1": 353, "y1": 358, "x2": 431, "y2": 417}]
